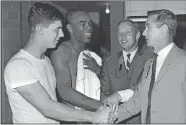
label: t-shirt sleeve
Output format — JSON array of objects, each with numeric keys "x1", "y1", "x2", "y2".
[{"x1": 4, "y1": 60, "x2": 38, "y2": 88}]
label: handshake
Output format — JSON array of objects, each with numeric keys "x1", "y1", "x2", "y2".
[{"x1": 92, "y1": 89, "x2": 134, "y2": 124}]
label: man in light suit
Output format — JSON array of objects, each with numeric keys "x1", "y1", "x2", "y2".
[
  {"x1": 105, "y1": 9, "x2": 186, "y2": 124},
  {"x1": 100, "y1": 19, "x2": 154, "y2": 123}
]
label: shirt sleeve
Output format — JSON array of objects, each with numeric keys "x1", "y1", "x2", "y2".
[
  {"x1": 117, "y1": 89, "x2": 134, "y2": 102},
  {"x1": 4, "y1": 60, "x2": 38, "y2": 88}
]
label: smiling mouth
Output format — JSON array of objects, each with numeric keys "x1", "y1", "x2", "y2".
[
  {"x1": 121, "y1": 40, "x2": 127, "y2": 43},
  {"x1": 85, "y1": 33, "x2": 91, "y2": 36}
]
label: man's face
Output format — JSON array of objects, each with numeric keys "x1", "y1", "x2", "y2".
[
  {"x1": 142, "y1": 15, "x2": 162, "y2": 48},
  {"x1": 70, "y1": 12, "x2": 93, "y2": 43},
  {"x1": 42, "y1": 20, "x2": 64, "y2": 48},
  {"x1": 117, "y1": 22, "x2": 139, "y2": 52}
]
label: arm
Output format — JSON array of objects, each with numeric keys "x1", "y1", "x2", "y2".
[
  {"x1": 100, "y1": 58, "x2": 111, "y2": 101},
  {"x1": 50, "y1": 46, "x2": 102, "y2": 111},
  {"x1": 116, "y1": 85, "x2": 141, "y2": 123},
  {"x1": 16, "y1": 82, "x2": 95, "y2": 122},
  {"x1": 5, "y1": 60, "x2": 109, "y2": 123}
]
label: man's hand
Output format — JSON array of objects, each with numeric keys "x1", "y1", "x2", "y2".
[
  {"x1": 92, "y1": 105, "x2": 110, "y2": 124},
  {"x1": 83, "y1": 53, "x2": 100, "y2": 75},
  {"x1": 108, "y1": 110, "x2": 118, "y2": 124},
  {"x1": 103, "y1": 92, "x2": 122, "y2": 113}
]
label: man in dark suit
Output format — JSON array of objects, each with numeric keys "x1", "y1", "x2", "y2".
[
  {"x1": 104, "y1": 9, "x2": 186, "y2": 124},
  {"x1": 100, "y1": 19, "x2": 154, "y2": 123}
]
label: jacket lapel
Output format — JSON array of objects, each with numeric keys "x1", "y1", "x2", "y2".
[
  {"x1": 128, "y1": 49, "x2": 142, "y2": 76},
  {"x1": 128, "y1": 45, "x2": 148, "y2": 76},
  {"x1": 154, "y1": 45, "x2": 178, "y2": 87},
  {"x1": 142, "y1": 58, "x2": 154, "y2": 85}
]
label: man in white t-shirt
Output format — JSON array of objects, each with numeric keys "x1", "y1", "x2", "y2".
[{"x1": 4, "y1": 2, "x2": 113, "y2": 124}]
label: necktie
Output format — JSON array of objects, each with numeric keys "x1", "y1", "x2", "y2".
[
  {"x1": 126, "y1": 54, "x2": 131, "y2": 71},
  {"x1": 146, "y1": 53, "x2": 158, "y2": 124}
]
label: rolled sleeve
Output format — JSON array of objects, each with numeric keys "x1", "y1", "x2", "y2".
[{"x1": 5, "y1": 60, "x2": 38, "y2": 88}]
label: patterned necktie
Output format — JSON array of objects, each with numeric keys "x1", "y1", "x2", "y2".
[
  {"x1": 146, "y1": 53, "x2": 158, "y2": 124},
  {"x1": 126, "y1": 54, "x2": 131, "y2": 71}
]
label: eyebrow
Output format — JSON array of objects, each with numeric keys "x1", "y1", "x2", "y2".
[{"x1": 79, "y1": 20, "x2": 92, "y2": 23}]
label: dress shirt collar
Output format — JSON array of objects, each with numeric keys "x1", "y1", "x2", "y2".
[
  {"x1": 122, "y1": 47, "x2": 138, "y2": 62},
  {"x1": 155, "y1": 42, "x2": 174, "y2": 80},
  {"x1": 157, "y1": 42, "x2": 174, "y2": 58}
]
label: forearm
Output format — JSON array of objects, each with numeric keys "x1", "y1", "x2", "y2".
[
  {"x1": 43, "y1": 100, "x2": 94, "y2": 122},
  {"x1": 100, "y1": 62, "x2": 111, "y2": 101},
  {"x1": 100, "y1": 93, "x2": 109, "y2": 101},
  {"x1": 115, "y1": 92, "x2": 141, "y2": 123},
  {"x1": 100, "y1": 80, "x2": 111, "y2": 101},
  {"x1": 57, "y1": 84, "x2": 103, "y2": 111}
]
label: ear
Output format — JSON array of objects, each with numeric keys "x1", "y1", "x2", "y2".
[
  {"x1": 35, "y1": 25, "x2": 45, "y2": 36},
  {"x1": 66, "y1": 24, "x2": 73, "y2": 33},
  {"x1": 136, "y1": 31, "x2": 140, "y2": 41},
  {"x1": 161, "y1": 24, "x2": 169, "y2": 36}
]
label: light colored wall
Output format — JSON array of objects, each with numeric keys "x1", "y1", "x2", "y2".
[
  {"x1": 125, "y1": 1, "x2": 186, "y2": 17},
  {"x1": 2, "y1": 1, "x2": 22, "y2": 123}
]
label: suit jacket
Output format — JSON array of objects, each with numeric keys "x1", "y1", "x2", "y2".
[
  {"x1": 100, "y1": 45, "x2": 154, "y2": 97},
  {"x1": 118, "y1": 44, "x2": 186, "y2": 123}
]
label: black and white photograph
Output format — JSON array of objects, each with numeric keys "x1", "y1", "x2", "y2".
[{"x1": 1, "y1": 0, "x2": 186, "y2": 124}]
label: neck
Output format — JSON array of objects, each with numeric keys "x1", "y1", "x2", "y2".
[
  {"x1": 154, "y1": 41, "x2": 172, "y2": 53},
  {"x1": 154, "y1": 36, "x2": 173, "y2": 53},
  {"x1": 70, "y1": 37, "x2": 85, "y2": 53},
  {"x1": 23, "y1": 35, "x2": 46, "y2": 59}
]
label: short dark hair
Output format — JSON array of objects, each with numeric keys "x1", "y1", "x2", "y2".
[
  {"x1": 117, "y1": 19, "x2": 139, "y2": 33},
  {"x1": 147, "y1": 9, "x2": 177, "y2": 37},
  {"x1": 65, "y1": 9, "x2": 85, "y2": 25},
  {"x1": 28, "y1": 2, "x2": 64, "y2": 31}
]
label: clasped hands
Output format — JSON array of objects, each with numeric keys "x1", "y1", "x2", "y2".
[{"x1": 93, "y1": 89, "x2": 134, "y2": 124}]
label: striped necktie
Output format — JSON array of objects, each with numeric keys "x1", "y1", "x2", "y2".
[{"x1": 126, "y1": 54, "x2": 131, "y2": 71}]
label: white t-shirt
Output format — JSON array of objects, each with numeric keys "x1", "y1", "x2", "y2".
[{"x1": 4, "y1": 49, "x2": 59, "y2": 123}]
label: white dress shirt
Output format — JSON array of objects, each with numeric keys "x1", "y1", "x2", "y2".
[
  {"x1": 122, "y1": 47, "x2": 138, "y2": 68},
  {"x1": 155, "y1": 42, "x2": 174, "y2": 80}
]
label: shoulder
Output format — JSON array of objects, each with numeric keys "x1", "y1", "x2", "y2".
[
  {"x1": 6, "y1": 50, "x2": 34, "y2": 69},
  {"x1": 175, "y1": 46, "x2": 186, "y2": 61},
  {"x1": 104, "y1": 53, "x2": 120, "y2": 64},
  {"x1": 50, "y1": 41, "x2": 72, "y2": 61},
  {"x1": 6, "y1": 56, "x2": 34, "y2": 70},
  {"x1": 4, "y1": 57, "x2": 36, "y2": 79},
  {"x1": 57, "y1": 42, "x2": 72, "y2": 54}
]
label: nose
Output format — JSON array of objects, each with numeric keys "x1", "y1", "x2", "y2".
[
  {"x1": 142, "y1": 29, "x2": 147, "y2": 37},
  {"x1": 58, "y1": 28, "x2": 64, "y2": 37},
  {"x1": 121, "y1": 33, "x2": 127, "y2": 39},
  {"x1": 85, "y1": 23, "x2": 92, "y2": 30}
]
